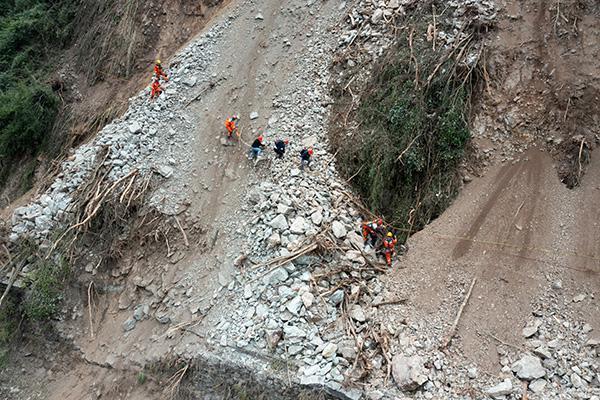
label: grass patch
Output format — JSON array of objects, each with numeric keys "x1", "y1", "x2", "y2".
[{"x1": 333, "y1": 17, "x2": 483, "y2": 240}]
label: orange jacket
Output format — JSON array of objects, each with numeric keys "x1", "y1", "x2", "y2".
[
  {"x1": 383, "y1": 236, "x2": 397, "y2": 250},
  {"x1": 154, "y1": 65, "x2": 167, "y2": 79},
  {"x1": 151, "y1": 81, "x2": 162, "y2": 97},
  {"x1": 225, "y1": 118, "x2": 237, "y2": 133}
]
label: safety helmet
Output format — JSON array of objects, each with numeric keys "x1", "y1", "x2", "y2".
[
  {"x1": 156, "y1": 59, "x2": 161, "y2": 64},
  {"x1": 284, "y1": 139, "x2": 289, "y2": 145},
  {"x1": 387, "y1": 232, "x2": 393, "y2": 237},
  {"x1": 308, "y1": 148, "x2": 314, "y2": 156},
  {"x1": 232, "y1": 114, "x2": 239, "y2": 120},
  {"x1": 258, "y1": 135, "x2": 264, "y2": 141},
  {"x1": 377, "y1": 218, "x2": 383, "y2": 225}
]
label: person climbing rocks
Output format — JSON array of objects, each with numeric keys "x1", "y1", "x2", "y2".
[
  {"x1": 273, "y1": 139, "x2": 289, "y2": 159},
  {"x1": 250, "y1": 135, "x2": 265, "y2": 159},
  {"x1": 150, "y1": 77, "x2": 163, "y2": 99},
  {"x1": 300, "y1": 147, "x2": 313, "y2": 170},
  {"x1": 225, "y1": 115, "x2": 239, "y2": 140},
  {"x1": 154, "y1": 59, "x2": 169, "y2": 81},
  {"x1": 362, "y1": 218, "x2": 384, "y2": 247},
  {"x1": 382, "y1": 231, "x2": 398, "y2": 267}
]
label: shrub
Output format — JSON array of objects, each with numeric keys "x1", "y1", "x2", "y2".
[
  {"x1": 24, "y1": 258, "x2": 70, "y2": 321},
  {"x1": 335, "y1": 21, "x2": 481, "y2": 240},
  {"x1": 0, "y1": 82, "x2": 58, "y2": 159}
]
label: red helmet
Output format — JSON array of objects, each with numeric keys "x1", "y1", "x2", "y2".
[
  {"x1": 284, "y1": 139, "x2": 289, "y2": 145},
  {"x1": 308, "y1": 148, "x2": 313, "y2": 156},
  {"x1": 377, "y1": 218, "x2": 383, "y2": 225},
  {"x1": 258, "y1": 135, "x2": 264, "y2": 142}
]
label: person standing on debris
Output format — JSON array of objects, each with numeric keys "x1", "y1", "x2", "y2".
[
  {"x1": 250, "y1": 135, "x2": 265, "y2": 159},
  {"x1": 273, "y1": 139, "x2": 289, "y2": 159},
  {"x1": 225, "y1": 115, "x2": 239, "y2": 141},
  {"x1": 382, "y1": 231, "x2": 398, "y2": 267},
  {"x1": 299, "y1": 147, "x2": 313, "y2": 170},
  {"x1": 150, "y1": 77, "x2": 163, "y2": 99},
  {"x1": 154, "y1": 59, "x2": 169, "y2": 81},
  {"x1": 362, "y1": 218, "x2": 383, "y2": 247}
]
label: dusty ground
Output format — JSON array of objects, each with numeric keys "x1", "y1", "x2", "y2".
[
  {"x1": 385, "y1": 0, "x2": 600, "y2": 374},
  {"x1": 1, "y1": 0, "x2": 599, "y2": 399}
]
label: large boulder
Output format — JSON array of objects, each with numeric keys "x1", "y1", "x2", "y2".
[
  {"x1": 391, "y1": 355, "x2": 428, "y2": 391},
  {"x1": 511, "y1": 354, "x2": 546, "y2": 380}
]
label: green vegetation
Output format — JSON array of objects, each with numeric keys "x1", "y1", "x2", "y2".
[
  {"x1": 336, "y1": 26, "x2": 481, "y2": 240},
  {"x1": 23, "y1": 256, "x2": 70, "y2": 321},
  {"x1": 0, "y1": 0, "x2": 77, "y2": 184},
  {"x1": 137, "y1": 371, "x2": 147, "y2": 385}
]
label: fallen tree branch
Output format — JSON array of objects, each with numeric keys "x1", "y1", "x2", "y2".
[
  {"x1": 173, "y1": 216, "x2": 189, "y2": 247},
  {"x1": 440, "y1": 277, "x2": 476, "y2": 349},
  {"x1": 372, "y1": 298, "x2": 408, "y2": 307}
]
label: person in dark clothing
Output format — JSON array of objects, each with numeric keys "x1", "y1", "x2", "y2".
[
  {"x1": 299, "y1": 148, "x2": 313, "y2": 170},
  {"x1": 273, "y1": 139, "x2": 289, "y2": 159},
  {"x1": 250, "y1": 135, "x2": 265, "y2": 159}
]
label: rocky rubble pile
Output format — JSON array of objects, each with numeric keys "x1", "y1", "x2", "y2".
[{"x1": 8, "y1": 19, "x2": 233, "y2": 245}]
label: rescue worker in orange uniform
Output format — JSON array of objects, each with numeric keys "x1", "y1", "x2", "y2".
[
  {"x1": 225, "y1": 115, "x2": 239, "y2": 140},
  {"x1": 362, "y1": 218, "x2": 383, "y2": 247},
  {"x1": 150, "y1": 77, "x2": 163, "y2": 99},
  {"x1": 154, "y1": 59, "x2": 169, "y2": 81},
  {"x1": 382, "y1": 231, "x2": 398, "y2": 267}
]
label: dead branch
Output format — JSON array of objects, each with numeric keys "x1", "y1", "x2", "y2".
[
  {"x1": 46, "y1": 169, "x2": 139, "y2": 258},
  {"x1": 440, "y1": 277, "x2": 477, "y2": 350},
  {"x1": 396, "y1": 134, "x2": 423, "y2": 163},
  {"x1": 408, "y1": 27, "x2": 419, "y2": 87},
  {"x1": 577, "y1": 138, "x2": 586, "y2": 180},
  {"x1": 563, "y1": 97, "x2": 571, "y2": 122},
  {"x1": 173, "y1": 216, "x2": 189, "y2": 247},
  {"x1": 372, "y1": 298, "x2": 407, "y2": 307}
]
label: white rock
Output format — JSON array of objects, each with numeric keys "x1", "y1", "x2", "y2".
[
  {"x1": 267, "y1": 232, "x2": 281, "y2": 248},
  {"x1": 286, "y1": 296, "x2": 303, "y2": 315},
  {"x1": 322, "y1": 343, "x2": 338, "y2": 358},
  {"x1": 573, "y1": 294, "x2": 586, "y2": 302},
  {"x1": 243, "y1": 284, "x2": 253, "y2": 299},
  {"x1": 371, "y1": 8, "x2": 384, "y2": 24},
  {"x1": 391, "y1": 355, "x2": 428, "y2": 391},
  {"x1": 529, "y1": 379, "x2": 546, "y2": 393},
  {"x1": 283, "y1": 324, "x2": 306, "y2": 338},
  {"x1": 311, "y1": 210, "x2": 323, "y2": 226},
  {"x1": 511, "y1": 354, "x2": 546, "y2": 380},
  {"x1": 250, "y1": 111, "x2": 259, "y2": 120},
  {"x1": 290, "y1": 216, "x2": 307, "y2": 234},
  {"x1": 266, "y1": 267, "x2": 289, "y2": 285},
  {"x1": 255, "y1": 13, "x2": 264, "y2": 20},
  {"x1": 387, "y1": 0, "x2": 399, "y2": 8},
  {"x1": 485, "y1": 379, "x2": 513, "y2": 397},
  {"x1": 331, "y1": 221, "x2": 347, "y2": 238},
  {"x1": 269, "y1": 214, "x2": 289, "y2": 230},
  {"x1": 301, "y1": 291, "x2": 315, "y2": 308},
  {"x1": 128, "y1": 121, "x2": 142, "y2": 134},
  {"x1": 349, "y1": 304, "x2": 366, "y2": 322},
  {"x1": 156, "y1": 165, "x2": 174, "y2": 178}
]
